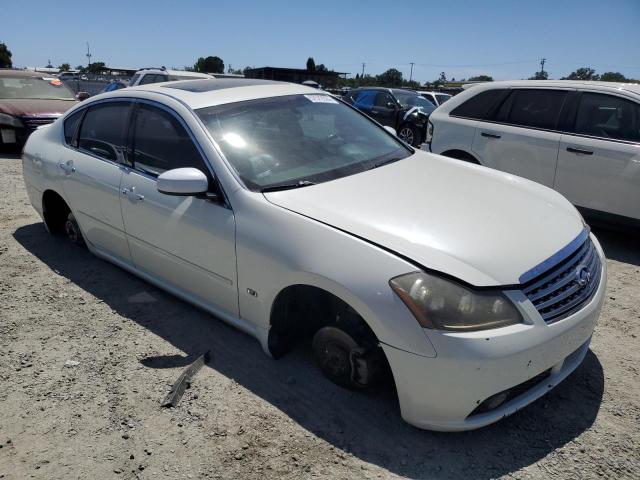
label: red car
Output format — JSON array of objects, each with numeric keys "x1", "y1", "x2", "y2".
[{"x1": 0, "y1": 70, "x2": 79, "y2": 150}]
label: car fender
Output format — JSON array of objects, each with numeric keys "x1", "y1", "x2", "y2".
[{"x1": 232, "y1": 191, "x2": 437, "y2": 358}]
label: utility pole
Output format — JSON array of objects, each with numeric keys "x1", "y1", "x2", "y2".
[
  {"x1": 409, "y1": 62, "x2": 414, "y2": 82},
  {"x1": 86, "y1": 42, "x2": 92, "y2": 70},
  {"x1": 540, "y1": 58, "x2": 546, "y2": 75},
  {"x1": 361, "y1": 62, "x2": 365, "y2": 78}
]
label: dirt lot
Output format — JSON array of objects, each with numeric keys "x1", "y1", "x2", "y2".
[{"x1": 0, "y1": 153, "x2": 638, "y2": 480}]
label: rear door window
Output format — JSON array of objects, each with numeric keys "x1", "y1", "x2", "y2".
[
  {"x1": 131, "y1": 103, "x2": 210, "y2": 179},
  {"x1": 354, "y1": 90, "x2": 376, "y2": 108},
  {"x1": 496, "y1": 89, "x2": 568, "y2": 130},
  {"x1": 78, "y1": 101, "x2": 131, "y2": 162},
  {"x1": 573, "y1": 92, "x2": 640, "y2": 142},
  {"x1": 450, "y1": 89, "x2": 507, "y2": 120}
]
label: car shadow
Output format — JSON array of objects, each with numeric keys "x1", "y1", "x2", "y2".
[
  {"x1": 13, "y1": 222, "x2": 605, "y2": 479},
  {"x1": 592, "y1": 226, "x2": 640, "y2": 267}
]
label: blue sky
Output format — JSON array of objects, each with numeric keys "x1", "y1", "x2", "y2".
[{"x1": 3, "y1": 0, "x2": 639, "y2": 82}]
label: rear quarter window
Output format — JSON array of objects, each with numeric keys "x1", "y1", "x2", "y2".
[
  {"x1": 64, "y1": 110, "x2": 83, "y2": 147},
  {"x1": 450, "y1": 89, "x2": 507, "y2": 120}
]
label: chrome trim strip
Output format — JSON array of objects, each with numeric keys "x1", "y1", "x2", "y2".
[{"x1": 519, "y1": 228, "x2": 589, "y2": 284}]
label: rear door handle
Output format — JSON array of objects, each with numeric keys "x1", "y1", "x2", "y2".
[
  {"x1": 58, "y1": 161, "x2": 75, "y2": 174},
  {"x1": 481, "y1": 132, "x2": 501, "y2": 139},
  {"x1": 566, "y1": 147, "x2": 593, "y2": 155}
]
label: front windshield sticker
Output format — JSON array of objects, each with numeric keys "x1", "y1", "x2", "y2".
[{"x1": 304, "y1": 94, "x2": 338, "y2": 104}]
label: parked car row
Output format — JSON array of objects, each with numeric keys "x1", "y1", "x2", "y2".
[{"x1": 22, "y1": 78, "x2": 606, "y2": 431}]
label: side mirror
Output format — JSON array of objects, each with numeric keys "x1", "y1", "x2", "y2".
[
  {"x1": 383, "y1": 126, "x2": 397, "y2": 136},
  {"x1": 75, "y1": 91, "x2": 90, "y2": 101},
  {"x1": 157, "y1": 168, "x2": 209, "y2": 196},
  {"x1": 386, "y1": 102, "x2": 397, "y2": 110}
]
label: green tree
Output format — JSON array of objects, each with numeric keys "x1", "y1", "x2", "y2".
[
  {"x1": 562, "y1": 67, "x2": 599, "y2": 80},
  {"x1": 529, "y1": 70, "x2": 549, "y2": 80},
  {"x1": 599, "y1": 71, "x2": 627, "y2": 82},
  {"x1": 87, "y1": 62, "x2": 106, "y2": 73},
  {"x1": 193, "y1": 56, "x2": 224, "y2": 74},
  {"x1": 306, "y1": 57, "x2": 315, "y2": 72},
  {"x1": 377, "y1": 68, "x2": 403, "y2": 86},
  {"x1": 316, "y1": 63, "x2": 328, "y2": 72},
  {"x1": 467, "y1": 75, "x2": 494, "y2": 82},
  {"x1": 58, "y1": 63, "x2": 71, "y2": 72},
  {"x1": 0, "y1": 42, "x2": 13, "y2": 68}
]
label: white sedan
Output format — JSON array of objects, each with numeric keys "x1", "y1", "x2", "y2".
[{"x1": 21, "y1": 79, "x2": 606, "y2": 431}]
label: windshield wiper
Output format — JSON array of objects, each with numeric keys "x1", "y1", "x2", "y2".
[
  {"x1": 260, "y1": 180, "x2": 316, "y2": 193},
  {"x1": 370, "y1": 157, "x2": 403, "y2": 170}
]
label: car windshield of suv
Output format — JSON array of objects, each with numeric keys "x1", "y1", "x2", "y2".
[
  {"x1": 0, "y1": 76, "x2": 75, "y2": 100},
  {"x1": 394, "y1": 92, "x2": 436, "y2": 113},
  {"x1": 196, "y1": 94, "x2": 411, "y2": 191}
]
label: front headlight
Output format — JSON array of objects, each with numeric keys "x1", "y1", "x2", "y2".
[
  {"x1": 0, "y1": 113, "x2": 23, "y2": 128},
  {"x1": 390, "y1": 271, "x2": 523, "y2": 331}
]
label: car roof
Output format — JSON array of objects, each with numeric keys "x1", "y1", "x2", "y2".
[
  {"x1": 124, "y1": 78, "x2": 323, "y2": 109},
  {"x1": 471, "y1": 80, "x2": 640, "y2": 96},
  {"x1": 135, "y1": 69, "x2": 212, "y2": 78},
  {"x1": 0, "y1": 69, "x2": 55, "y2": 78}
]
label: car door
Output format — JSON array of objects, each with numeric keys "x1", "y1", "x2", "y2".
[
  {"x1": 120, "y1": 101, "x2": 238, "y2": 315},
  {"x1": 59, "y1": 100, "x2": 133, "y2": 263},
  {"x1": 371, "y1": 91, "x2": 397, "y2": 127},
  {"x1": 555, "y1": 91, "x2": 640, "y2": 220},
  {"x1": 472, "y1": 88, "x2": 569, "y2": 187}
]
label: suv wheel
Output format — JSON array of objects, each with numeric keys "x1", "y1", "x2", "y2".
[{"x1": 398, "y1": 124, "x2": 420, "y2": 147}]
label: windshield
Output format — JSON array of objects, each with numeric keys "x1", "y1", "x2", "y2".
[
  {"x1": 0, "y1": 76, "x2": 75, "y2": 100},
  {"x1": 395, "y1": 92, "x2": 436, "y2": 112},
  {"x1": 196, "y1": 94, "x2": 411, "y2": 191}
]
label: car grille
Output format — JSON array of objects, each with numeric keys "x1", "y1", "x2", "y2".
[
  {"x1": 522, "y1": 235, "x2": 601, "y2": 323},
  {"x1": 19, "y1": 116, "x2": 59, "y2": 130}
]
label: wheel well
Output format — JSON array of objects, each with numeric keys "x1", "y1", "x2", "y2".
[
  {"x1": 42, "y1": 190, "x2": 71, "y2": 235},
  {"x1": 441, "y1": 149, "x2": 480, "y2": 164},
  {"x1": 268, "y1": 285, "x2": 379, "y2": 359}
]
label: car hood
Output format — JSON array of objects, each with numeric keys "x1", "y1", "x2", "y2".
[
  {"x1": 0, "y1": 98, "x2": 76, "y2": 117},
  {"x1": 264, "y1": 151, "x2": 584, "y2": 287}
]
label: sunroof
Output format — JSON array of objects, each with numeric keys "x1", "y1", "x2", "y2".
[{"x1": 162, "y1": 78, "x2": 281, "y2": 92}]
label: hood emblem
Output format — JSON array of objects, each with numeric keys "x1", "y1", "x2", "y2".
[{"x1": 575, "y1": 265, "x2": 591, "y2": 287}]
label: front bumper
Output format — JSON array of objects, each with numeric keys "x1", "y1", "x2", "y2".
[{"x1": 383, "y1": 245, "x2": 607, "y2": 432}]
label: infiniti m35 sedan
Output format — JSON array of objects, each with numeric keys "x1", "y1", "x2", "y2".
[{"x1": 21, "y1": 79, "x2": 606, "y2": 431}]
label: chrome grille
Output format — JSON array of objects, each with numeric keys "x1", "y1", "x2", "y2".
[
  {"x1": 522, "y1": 235, "x2": 601, "y2": 323},
  {"x1": 20, "y1": 116, "x2": 58, "y2": 129}
]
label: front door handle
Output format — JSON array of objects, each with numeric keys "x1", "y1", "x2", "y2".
[
  {"x1": 481, "y1": 132, "x2": 501, "y2": 139},
  {"x1": 566, "y1": 147, "x2": 593, "y2": 155},
  {"x1": 122, "y1": 187, "x2": 144, "y2": 203}
]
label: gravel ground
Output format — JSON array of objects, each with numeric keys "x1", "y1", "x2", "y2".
[{"x1": 0, "y1": 152, "x2": 638, "y2": 480}]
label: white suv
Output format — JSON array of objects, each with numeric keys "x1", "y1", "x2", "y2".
[
  {"x1": 129, "y1": 68, "x2": 213, "y2": 86},
  {"x1": 428, "y1": 80, "x2": 640, "y2": 224},
  {"x1": 418, "y1": 91, "x2": 452, "y2": 106}
]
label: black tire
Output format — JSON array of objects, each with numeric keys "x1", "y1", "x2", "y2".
[
  {"x1": 64, "y1": 212, "x2": 85, "y2": 246},
  {"x1": 312, "y1": 326, "x2": 360, "y2": 389},
  {"x1": 397, "y1": 124, "x2": 421, "y2": 147}
]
